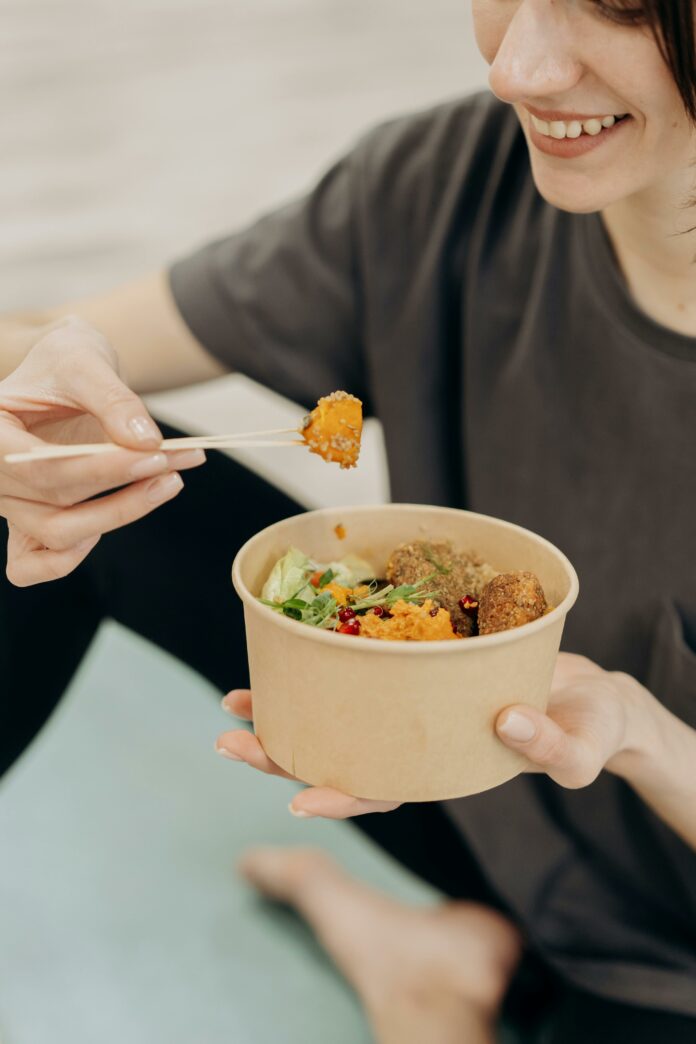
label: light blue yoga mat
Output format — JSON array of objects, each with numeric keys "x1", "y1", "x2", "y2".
[{"x1": 0, "y1": 622, "x2": 444, "y2": 1044}]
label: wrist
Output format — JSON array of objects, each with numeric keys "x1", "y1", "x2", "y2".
[{"x1": 605, "y1": 672, "x2": 664, "y2": 784}]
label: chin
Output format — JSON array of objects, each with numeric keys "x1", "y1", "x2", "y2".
[{"x1": 529, "y1": 164, "x2": 618, "y2": 215}]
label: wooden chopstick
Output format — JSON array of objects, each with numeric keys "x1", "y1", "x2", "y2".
[{"x1": 4, "y1": 430, "x2": 305, "y2": 464}]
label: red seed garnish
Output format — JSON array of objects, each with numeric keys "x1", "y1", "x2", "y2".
[
  {"x1": 338, "y1": 607, "x2": 356, "y2": 623},
  {"x1": 372, "y1": 606, "x2": 385, "y2": 617},
  {"x1": 429, "y1": 607, "x2": 439, "y2": 617},
  {"x1": 338, "y1": 618, "x2": 361, "y2": 636},
  {"x1": 458, "y1": 595, "x2": 479, "y2": 617}
]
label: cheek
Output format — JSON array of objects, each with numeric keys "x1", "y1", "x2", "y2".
[{"x1": 471, "y1": 0, "x2": 508, "y2": 64}]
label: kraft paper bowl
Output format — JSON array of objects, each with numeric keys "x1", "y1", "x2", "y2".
[{"x1": 232, "y1": 504, "x2": 579, "y2": 802}]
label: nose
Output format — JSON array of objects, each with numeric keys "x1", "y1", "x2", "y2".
[{"x1": 488, "y1": 0, "x2": 583, "y2": 104}]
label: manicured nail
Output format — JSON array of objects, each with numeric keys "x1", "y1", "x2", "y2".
[
  {"x1": 220, "y1": 698, "x2": 238, "y2": 717},
  {"x1": 216, "y1": 745, "x2": 244, "y2": 761},
  {"x1": 129, "y1": 453, "x2": 168, "y2": 480},
  {"x1": 289, "y1": 804, "x2": 315, "y2": 819},
  {"x1": 166, "y1": 449, "x2": 206, "y2": 470},
  {"x1": 498, "y1": 711, "x2": 536, "y2": 742},
  {"x1": 128, "y1": 416, "x2": 160, "y2": 442},
  {"x1": 145, "y1": 472, "x2": 183, "y2": 504}
]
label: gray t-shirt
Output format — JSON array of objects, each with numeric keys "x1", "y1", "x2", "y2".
[{"x1": 170, "y1": 90, "x2": 696, "y2": 1013}]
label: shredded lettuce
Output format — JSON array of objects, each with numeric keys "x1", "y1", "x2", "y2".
[
  {"x1": 325, "y1": 554, "x2": 376, "y2": 588},
  {"x1": 260, "y1": 547, "x2": 315, "y2": 604}
]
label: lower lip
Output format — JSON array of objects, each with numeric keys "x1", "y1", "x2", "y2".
[{"x1": 528, "y1": 115, "x2": 632, "y2": 158}]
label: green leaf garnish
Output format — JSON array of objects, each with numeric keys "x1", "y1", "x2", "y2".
[
  {"x1": 423, "y1": 545, "x2": 451, "y2": 575},
  {"x1": 317, "y1": 568, "x2": 336, "y2": 588}
]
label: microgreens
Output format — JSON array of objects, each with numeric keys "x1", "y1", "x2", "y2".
[{"x1": 423, "y1": 545, "x2": 451, "y2": 575}]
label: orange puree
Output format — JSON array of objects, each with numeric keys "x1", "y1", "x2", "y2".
[
  {"x1": 322, "y1": 581, "x2": 370, "y2": 605},
  {"x1": 302, "y1": 391, "x2": 362, "y2": 469},
  {"x1": 360, "y1": 600, "x2": 461, "y2": 641}
]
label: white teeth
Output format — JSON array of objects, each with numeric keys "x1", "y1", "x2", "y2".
[{"x1": 530, "y1": 112, "x2": 625, "y2": 140}]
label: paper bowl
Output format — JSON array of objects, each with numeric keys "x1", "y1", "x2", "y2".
[{"x1": 232, "y1": 504, "x2": 579, "y2": 802}]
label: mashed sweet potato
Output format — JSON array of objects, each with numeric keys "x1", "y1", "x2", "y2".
[{"x1": 360, "y1": 599, "x2": 461, "y2": 641}]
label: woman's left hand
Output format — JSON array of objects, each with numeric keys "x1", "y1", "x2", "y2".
[{"x1": 495, "y1": 652, "x2": 640, "y2": 788}]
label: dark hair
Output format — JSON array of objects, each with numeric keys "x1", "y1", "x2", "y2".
[{"x1": 596, "y1": 1, "x2": 696, "y2": 121}]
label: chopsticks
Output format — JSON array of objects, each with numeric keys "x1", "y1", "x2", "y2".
[{"x1": 4, "y1": 427, "x2": 305, "y2": 464}]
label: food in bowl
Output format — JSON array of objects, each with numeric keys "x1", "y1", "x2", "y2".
[{"x1": 259, "y1": 539, "x2": 549, "y2": 641}]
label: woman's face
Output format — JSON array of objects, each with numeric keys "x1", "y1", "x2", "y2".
[{"x1": 472, "y1": 0, "x2": 696, "y2": 213}]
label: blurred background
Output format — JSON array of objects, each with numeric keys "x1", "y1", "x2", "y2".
[{"x1": 0, "y1": 3, "x2": 489, "y2": 1041}]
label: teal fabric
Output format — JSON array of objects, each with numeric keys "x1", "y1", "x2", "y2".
[{"x1": 0, "y1": 623, "x2": 523, "y2": 1043}]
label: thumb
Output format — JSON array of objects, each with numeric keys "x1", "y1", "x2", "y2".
[
  {"x1": 70, "y1": 359, "x2": 162, "y2": 450},
  {"x1": 495, "y1": 705, "x2": 599, "y2": 789}
]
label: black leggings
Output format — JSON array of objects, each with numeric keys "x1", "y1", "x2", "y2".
[{"x1": 2, "y1": 424, "x2": 694, "y2": 1043}]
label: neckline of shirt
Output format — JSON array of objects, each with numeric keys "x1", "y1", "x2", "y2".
[{"x1": 579, "y1": 209, "x2": 696, "y2": 364}]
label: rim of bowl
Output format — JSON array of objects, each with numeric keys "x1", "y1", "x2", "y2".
[{"x1": 231, "y1": 504, "x2": 580, "y2": 655}]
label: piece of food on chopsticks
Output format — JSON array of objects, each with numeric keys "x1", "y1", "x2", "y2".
[
  {"x1": 257, "y1": 542, "x2": 549, "y2": 642},
  {"x1": 2, "y1": 388, "x2": 363, "y2": 466},
  {"x1": 301, "y1": 391, "x2": 363, "y2": 469}
]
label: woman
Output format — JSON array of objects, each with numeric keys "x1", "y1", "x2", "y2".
[{"x1": 1, "y1": 0, "x2": 695, "y2": 1040}]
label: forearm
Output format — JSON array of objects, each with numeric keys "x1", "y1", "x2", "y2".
[
  {"x1": 0, "y1": 272, "x2": 227, "y2": 392},
  {"x1": 608, "y1": 679, "x2": 696, "y2": 851}
]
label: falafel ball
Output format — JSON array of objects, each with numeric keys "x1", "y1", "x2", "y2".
[
  {"x1": 386, "y1": 540, "x2": 497, "y2": 636},
  {"x1": 477, "y1": 571, "x2": 547, "y2": 635}
]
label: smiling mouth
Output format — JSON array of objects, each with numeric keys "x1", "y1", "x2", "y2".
[{"x1": 529, "y1": 112, "x2": 630, "y2": 140}]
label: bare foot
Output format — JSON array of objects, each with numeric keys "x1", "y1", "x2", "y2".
[{"x1": 238, "y1": 846, "x2": 522, "y2": 1043}]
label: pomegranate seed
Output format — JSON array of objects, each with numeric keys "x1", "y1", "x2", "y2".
[
  {"x1": 338, "y1": 618, "x2": 361, "y2": 636},
  {"x1": 429, "y1": 607, "x2": 439, "y2": 617},
  {"x1": 458, "y1": 595, "x2": 479, "y2": 617},
  {"x1": 372, "y1": 606, "x2": 385, "y2": 617},
  {"x1": 338, "y1": 607, "x2": 356, "y2": 623}
]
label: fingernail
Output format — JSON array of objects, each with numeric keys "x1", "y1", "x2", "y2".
[
  {"x1": 289, "y1": 803, "x2": 315, "y2": 819},
  {"x1": 217, "y1": 746, "x2": 244, "y2": 761},
  {"x1": 220, "y1": 698, "x2": 238, "y2": 717},
  {"x1": 129, "y1": 453, "x2": 168, "y2": 480},
  {"x1": 128, "y1": 416, "x2": 160, "y2": 443},
  {"x1": 498, "y1": 711, "x2": 536, "y2": 742},
  {"x1": 166, "y1": 449, "x2": 206, "y2": 469},
  {"x1": 145, "y1": 472, "x2": 183, "y2": 504}
]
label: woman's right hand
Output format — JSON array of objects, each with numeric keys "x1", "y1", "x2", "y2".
[{"x1": 0, "y1": 315, "x2": 205, "y2": 586}]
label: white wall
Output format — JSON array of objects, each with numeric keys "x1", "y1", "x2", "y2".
[{"x1": 2, "y1": 0, "x2": 489, "y2": 506}]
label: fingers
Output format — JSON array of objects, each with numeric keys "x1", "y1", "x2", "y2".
[
  {"x1": 215, "y1": 722, "x2": 402, "y2": 819},
  {"x1": 6, "y1": 524, "x2": 101, "y2": 587},
  {"x1": 215, "y1": 729, "x2": 295, "y2": 780},
  {"x1": 0, "y1": 471, "x2": 184, "y2": 552},
  {"x1": 221, "y1": 689, "x2": 253, "y2": 721},
  {"x1": 2, "y1": 445, "x2": 205, "y2": 507},
  {"x1": 288, "y1": 789, "x2": 401, "y2": 820},
  {"x1": 495, "y1": 704, "x2": 599, "y2": 788}
]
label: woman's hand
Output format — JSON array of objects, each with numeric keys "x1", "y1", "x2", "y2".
[
  {"x1": 0, "y1": 315, "x2": 205, "y2": 586},
  {"x1": 495, "y1": 652, "x2": 642, "y2": 787}
]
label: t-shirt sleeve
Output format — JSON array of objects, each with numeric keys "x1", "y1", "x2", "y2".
[{"x1": 168, "y1": 145, "x2": 369, "y2": 411}]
